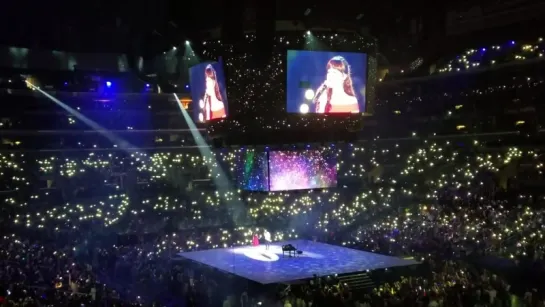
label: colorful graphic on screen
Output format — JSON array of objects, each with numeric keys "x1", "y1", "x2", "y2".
[
  {"x1": 189, "y1": 60, "x2": 228, "y2": 122},
  {"x1": 286, "y1": 50, "x2": 367, "y2": 114},
  {"x1": 269, "y1": 150, "x2": 337, "y2": 191},
  {"x1": 234, "y1": 150, "x2": 269, "y2": 191}
]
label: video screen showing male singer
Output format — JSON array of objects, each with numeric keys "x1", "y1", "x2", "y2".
[
  {"x1": 189, "y1": 61, "x2": 229, "y2": 122},
  {"x1": 286, "y1": 50, "x2": 367, "y2": 114}
]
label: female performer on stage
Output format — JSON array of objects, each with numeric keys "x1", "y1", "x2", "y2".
[
  {"x1": 199, "y1": 64, "x2": 226, "y2": 122},
  {"x1": 313, "y1": 56, "x2": 359, "y2": 114},
  {"x1": 252, "y1": 233, "x2": 260, "y2": 247}
]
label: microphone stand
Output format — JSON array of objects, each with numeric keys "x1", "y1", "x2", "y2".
[{"x1": 313, "y1": 83, "x2": 327, "y2": 113}]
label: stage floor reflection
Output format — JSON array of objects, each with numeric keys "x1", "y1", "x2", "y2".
[{"x1": 178, "y1": 240, "x2": 418, "y2": 284}]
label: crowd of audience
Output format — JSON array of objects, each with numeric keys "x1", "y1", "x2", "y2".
[
  {"x1": 1, "y1": 136, "x2": 545, "y2": 306},
  {"x1": 2, "y1": 31, "x2": 545, "y2": 306},
  {"x1": 434, "y1": 37, "x2": 544, "y2": 75}
]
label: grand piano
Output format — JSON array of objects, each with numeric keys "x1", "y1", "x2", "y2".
[{"x1": 281, "y1": 244, "x2": 298, "y2": 257}]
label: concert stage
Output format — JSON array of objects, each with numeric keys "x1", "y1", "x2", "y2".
[{"x1": 178, "y1": 240, "x2": 418, "y2": 284}]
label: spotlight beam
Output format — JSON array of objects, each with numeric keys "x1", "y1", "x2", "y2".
[
  {"x1": 173, "y1": 93, "x2": 245, "y2": 225},
  {"x1": 26, "y1": 81, "x2": 136, "y2": 151}
]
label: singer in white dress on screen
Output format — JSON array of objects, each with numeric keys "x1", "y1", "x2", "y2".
[
  {"x1": 199, "y1": 64, "x2": 226, "y2": 122},
  {"x1": 313, "y1": 56, "x2": 359, "y2": 114},
  {"x1": 263, "y1": 230, "x2": 271, "y2": 250}
]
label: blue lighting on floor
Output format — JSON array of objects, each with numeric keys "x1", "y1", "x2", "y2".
[{"x1": 178, "y1": 240, "x2": 418, "y2": 284}]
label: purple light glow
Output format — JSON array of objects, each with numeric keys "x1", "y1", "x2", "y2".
[{"x1": 269, "y1": 150, "x2": 337, "y2": 191}]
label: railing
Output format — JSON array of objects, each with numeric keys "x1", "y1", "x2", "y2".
[{"x1": 0, "y1": 129, "x2": 206, "y2": 134}]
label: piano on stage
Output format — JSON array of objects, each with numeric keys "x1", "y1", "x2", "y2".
[{"x1": 282, "y1": 244, "x2": 297, "y2": 257}]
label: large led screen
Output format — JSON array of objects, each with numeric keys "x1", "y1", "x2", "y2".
[
  {"x1": 286, "y1": 50, "x2": 367, "y2": 114},
  {"x1": 233, "y1": 150, "x2": 269, "y2": 191},
  {"x1": 189, "y1": 60, "x2": 228, "y2": 122},
  {"x1": 269, "y1": 150, "x2": 337, "y2": 191}
]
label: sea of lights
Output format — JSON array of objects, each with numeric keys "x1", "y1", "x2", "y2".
[
  {"x1": 0, "y1": 140, "x2": 543, "y2": 261},
  {"x1": 230, "y1": 149, "x2": 269, "y2": 191},
  {"x1": 2, "y1": 136, "x2": 545, "y2": 307},
  {"x1": 436, "y1": 37, "x2": 544, "y2": 74},
  {"x1": 3, "y1": 32, "x2": 545, "y2": 306}
]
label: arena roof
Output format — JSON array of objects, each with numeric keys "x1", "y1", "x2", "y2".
[{"x1": 0, "y1": 0, "x2": 430, "y2": 55}]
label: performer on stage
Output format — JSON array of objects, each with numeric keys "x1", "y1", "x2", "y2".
[
  {"x1": 263, "y1": 230, "x2": 271, "y2": 250},
  {"x1": 252, "y1": 233, "x2": 259, "y2": 247}
]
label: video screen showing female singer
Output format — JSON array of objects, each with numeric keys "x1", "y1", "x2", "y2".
[
  {"x1": 314, "y1": 56, "x2": 358, "y2": 113},
  {"x1": 200, "y1": 64, "x2": 226, "y2": 121},
  {"x1": 189, "y1": 61, "x2": 229, "y2": 122},
  {"x1": 286, "y1": 50, "x2": 367, "y2": 114}
]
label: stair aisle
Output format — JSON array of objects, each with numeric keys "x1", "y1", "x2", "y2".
[{"x1": 337, "y1": 272, "x2": 375, "y2": 291}]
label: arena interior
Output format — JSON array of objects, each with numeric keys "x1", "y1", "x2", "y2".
[{"x1": 1, "y1": 1, "x2": 545, "y2": 306}]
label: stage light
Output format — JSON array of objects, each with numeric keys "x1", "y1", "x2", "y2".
[
  {"x1": 307, "y1": 31, "x2": 311, "y2": 35},
  {"x1": 145, "y1": 83, "x2": 150, "y2": 88},
  {"x1": 304, "y1": 89, "x2": 314, "y2": 100},
  {"x1": 173, "y1": 46, "x2": 177, "y2": 50},
  {"x1": 106, "y1": 81, "x2": 112, "y2": 88},
  {"x1": 185, "y1": 40, "x2": 190, "y2": 45},
  {"x1": 300, "y1": 104, "x2": 309, "y2": 114},
  {"x1": 185, "y1": 84, "x2": 189, "y2": 89},
  {"x1": 232, "y1": 246, "x2": 280, "y2": 262}
]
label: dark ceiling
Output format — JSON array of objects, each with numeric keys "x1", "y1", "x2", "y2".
[{"x1": 0, "y1": 0, "x2": 435, "y2": 55}]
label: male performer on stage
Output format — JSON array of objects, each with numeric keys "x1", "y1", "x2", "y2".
[{"x1": 263, "y1": 230, "x2": 271, "y2": 250}]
